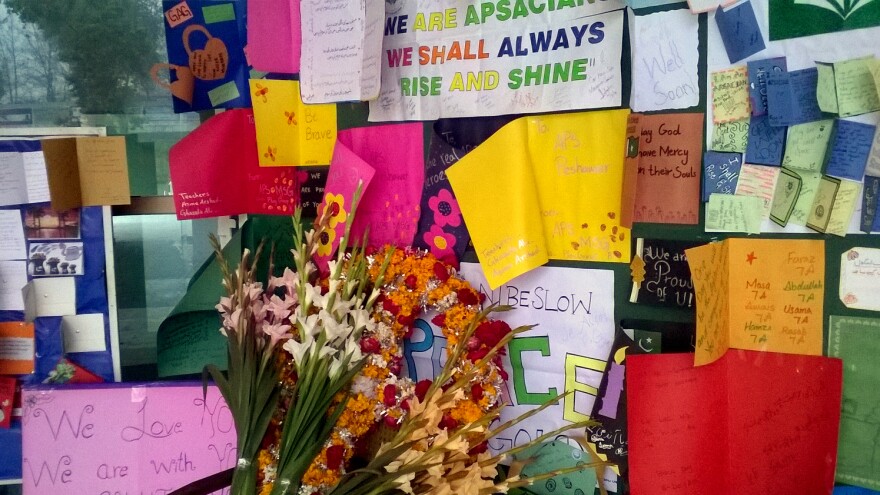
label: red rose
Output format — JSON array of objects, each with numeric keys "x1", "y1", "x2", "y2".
[
  {"x1": 433, "y1": 262, "x2": 450, "y2": 282},
  {"x1": 439, "y1": 414, "x2": 458, "y2": 430},
  {"x1": 469, "y1": 440, "x2": 489, "y2": 455},
  {"x1": 404, "y1": 274, "x2": 417, "y2": 289},
  {"x1": 431, "y1": 314, "x2": 446, "y2": 327},
  {"x1": 415, "y1": 379, "x2": 433, "y2": 401},
  {"x1": 325, "y1": 445, "x2": 345, "y2": 470},
  {"x1": 440, "y1": 253, "x2": 460, "y2": 270},
  {"x1": 384, "y1": 415, "x2": 401, "y2": 429},
  {"x1": 471, "y1": 383, "x2": 484, "y2": 401},
  {"x1": 388, "y1": 356, "x2": 402, "y2": 376},
  {"x1": 467, "y1": 347, "x2": 489, "y2": 362},
  {"x1": 360, "y1": 337, "x2": 380, "y2": 354},
  {"x1": 457, "y1": 289, "x2": 479, "y2": 306},
  {"x1": 400, "y1": 399, "x2": 410, "y2": 412},
  {"x1": 397, "y1": 313, "x2": 414, "y2": 327},
  {"x1": 383, "y1": 384, "x2": 397, "y2": 407},
  {"x1": 382, "y1": 298, "x2": 400, "y2": 316},
  {"x1": 475, "y1": 320, "x2": 511, "y2": 348}
]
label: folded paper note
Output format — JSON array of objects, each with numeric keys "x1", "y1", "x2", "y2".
[
  {"x1": 769, "y1": 167, "x2": 802, "y2": 226},
  {"x1": 825, "y1": 120, "x2": 876, "y2": 182},
  {"x1": 745, "y1": 114, "x2": 786, "y2": 166},
  {"x1": 0, "y1": 152, "x2": 50, "y2": 207},
  {"x1": 862, "y1": 176, "x2": 880, "y2": 233},
  {"x1": 628, "y1": 350, "x2": 842, "y2": 495},
  {"x1": 40, "y1": 137, "x2": 130, "y2": 211},
  {"x1": 839, "y1": 248, "x2": 880, "y2": 311},
  {"x1": 825, "y1": 179, "x2": 862, "y2": 237},
  {"x1": 630, "y1": 238, "x2": 699, "y2": 309},
  {"x1": 704, "y1": 193, "x2": 762, "y2": 233},
  {"x1": 748, "y1": 57, "x2": 787, "y2": 116},
  {"x1": 250, "y1": 79, "x2": 337, "y2": 167},
  {"x1": 765, "y1": 68, "x2": 823, "y2": 127},
  {"x1": 829, "y1": 315, "x2": 880, "y2": 490},
  {"x1": 448, "y1": 111, "x2": 632, "y2": 288},
  {"x1": 789, "y1": 171, "x2": 822, "y2": 226},
  {"x1": 715, "y1": 0, "x2": 765, "y2": 63},
  {"x1": 712, "y1": 67, "x2": 751, "y2": 124},
  {"x1": 246, "y1": 0, "x2": 300, "y2": 73},
  {"x1": 702, "y1": 151, "x2": 742, "y2": 201},
  {"x1": 710, "y1": 120, "x2": 749, "y2": 153},
  {"x1": 816, "y1": 62, "x2": 839, "y2": 114},
  {"x1": 782, "y1": 120, "x2": 834, "y2": 172},
  {"x1": 834, "y1": 57, "x2": 880, "y2": 118},
  {"x1": 735, "y1": 163, "x2": 780, "y2": 219},
  {"x1": 169, "y1": 109, "x2": 303, "y2": 219},
  {"x1": 686, "y1": 238, "x2": 825, "y2": 365}
]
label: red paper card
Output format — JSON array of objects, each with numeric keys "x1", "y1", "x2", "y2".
[
  {"x1": 627, "y1": 350, "x2": 841, "y2": 495},
  {"x1": 169, "y1": 109, "x2": 303, "y2": 219}
]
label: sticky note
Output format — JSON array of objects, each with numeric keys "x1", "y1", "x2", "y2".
[
  {"x1": 711, "y1": 120, "x2": 749, "y2": 153},
  {"x1": 201, "y1": 3, "x2": 235, "y2": 23},
  {"x1": 748, "y1": 57, "x2": 787, "y2": 116},
  {"x1": 0, "y1": 322, "x2": 34, "y2": 375},
  {"x1": 712, "y1": 67, "x2": 751, "y2": 123},
  {"x1": 825, "y1": 120, "x2": 876, "y2": 182},
  {"x1": 61, "y1": 314, "x2": 107, "y2": 353},
  {"x1": 834, "y1": 57, "x2": 880, "y2": 118},
  {"x1": 206, "y1": 80, "x2": 241, "y2": 107},
  {"x1": 765, "y1": 68, "x2": 823, "y2": 127},
  {"x1": 782, "y1": 120, "x2": 834, "y2": 172},
  {"x1": 715, "y1": 0, "x2": 766, "y2": 63},
  {"x1": 250, "y1": 79, "x2": 337, "y2": 167},
  {"x1": 703, "y1": 151, "x2": 742, "y2": 201},
  {"x1": 705, "y1": 193, "x2": 762, "y2": 233},
  {"x1": 745, "y1": 114, "x2": 786, "y2": 166},
  {"x1": 769, "y1": 168, "x2": 802, "y2": 226}
]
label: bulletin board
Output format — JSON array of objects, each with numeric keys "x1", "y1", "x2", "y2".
[{"x1": 0, "y1": 131, "x2": 120, "y2": 482}]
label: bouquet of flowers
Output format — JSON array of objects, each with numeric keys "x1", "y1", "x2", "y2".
[{"x1": 189, "y1": 188, "x2": 607, "y2": 495}]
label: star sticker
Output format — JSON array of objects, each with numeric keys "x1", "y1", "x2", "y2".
[
  {"x1": 746, "y1": 251, "x2": 757, "y2": 265},
  {"x1": 645, "y1": 337, "x2": 652, "y2": 343}
]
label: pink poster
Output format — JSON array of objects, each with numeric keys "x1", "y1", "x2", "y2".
[
  {"x1": 21, "y1": 383, "x2": 236, "y2": 495},
  {"x1": 170, "y1": 109, "x2": 304, "y2": 219},
  {"x1": 246, "y1": 0, "x2": 301, "y2": 74},
  {"x1": 337, "y1": 123, "x2": 424, "y2": 247}
]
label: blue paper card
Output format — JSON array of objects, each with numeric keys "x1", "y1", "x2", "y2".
[
  {"x1": 862, "y1": 175, "x2": 880, "y2": 233},
  {"x1": 745, "y1": 115, "x2": 786, "y2": 166},
  {"x1": 703, "y1": 151, "x2": 743, "y2": 201},
  {"x1": 748, "y1": 57, "x2": 787, "y2": 116},
  {"x1": 766, "y1": 68, "x2": 823, "y2": 127},
  {"x1": 825, "y1": 120, "x2": 876, "y2": 181},
  {"x1": 716, "y1": 0, "x2": 766, "y2": 64}
]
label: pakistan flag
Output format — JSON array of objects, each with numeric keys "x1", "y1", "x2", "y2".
[{"x1": 770, "y1": 0, "x2": 880, "y2": 39}]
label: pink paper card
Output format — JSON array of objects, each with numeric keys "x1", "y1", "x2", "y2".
[
  {"x1": 338, "y1": 124, "x2": 424, "y2": 247},
  {"x1": 314, "y1": 142, "x2": 376, "y2": 268},
  {"x1": 21, "y1": 383, "x2": 237, "y2": 494},
  {"x1": 169, "y1": 109, "x2": 302, "y2": 219},
  {"x1": 247, "y1": 0, "x2": 301, "y2": 73}
]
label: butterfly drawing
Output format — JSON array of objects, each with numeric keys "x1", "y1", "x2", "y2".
[
  {"x1": 285, "y1": 111, "x2": 297, "y2": 125},
  {"x1": 794, "y1": 0, "x2": 876, "y2": 19},
  {"x1": 264, "y1": 146, "x2": 277, "y2": 162},
  {"x1": 254, "y1": 83, "x2": 269, "y2": 103}
]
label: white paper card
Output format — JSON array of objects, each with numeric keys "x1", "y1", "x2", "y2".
[
  {"x1": 631, "y1": 8, "x2": 700, "y2": 112},
  {"x1": 840, "y1": 247, "x2": 880, "y2": 311},
  {"x1": 0, "y1": 261, "x2": 27, "y2": 311},
  {"x1": 0, "y1": 153, "x2": 28, "y2": 206},
  {"x1": 61, "y1": 314, "x2": 106, "y2": 353},
  {"x1": 0, "y1": 210, "x2": 26, "y2": 260},
  {"x1": 23, "y1": 277, "x2": 76, "y2": 321},
  {"x1": 22, "y1": 151, "x2": 51, "y2": 204}
]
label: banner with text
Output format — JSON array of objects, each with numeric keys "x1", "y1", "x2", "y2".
[{"x1": 369, "y1": 0, "x2": 625, "y2": 121}]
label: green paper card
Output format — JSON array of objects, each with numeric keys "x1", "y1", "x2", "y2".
[
  {"x1": 513, "y1": 441, "x2": 600, "y2": 495},
  {"x1": 782, "y1": 120, "x2": 835, "y2": 173},
  {"x1": 816, "y1": 63, "x2": 838, "y2": 114},
  {"x1": 705, "y1": 193, "x2": 763, "y2": 234},
  {"x1": 806, "y1": 175, "x2": 841, "y2": 233},
  {"x1": 834, "y1": 57, "x2": 880, "y2": 118},
  {"x1": 711, "y1": 120, "x2": 750, "y2": 153},
  {"x1": 828, "y1": 315, "x2": 880, "y2": 491},
  {"x1": 826, "y1": 179, "x2": 862, "y2": 237},
  {"x1": 789, "y1": 172, "x2": 822, "y2": 226},
  {"x1": 712, "y1": 67, "x2": 751, "y2": 124},
  {"x1": 770, "y1": 168, "x2": 802, "y2": 226}
]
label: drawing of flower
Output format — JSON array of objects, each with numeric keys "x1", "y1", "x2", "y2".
[
  {"x1": 795, "y1": 0, "x2": 876, "y2": 19},
  {"x1": 423, "y1": 225, "x2": 456, "y2": 259},
  {"x1": 427, "y1": 189, "x2": 462, "y2": 227},
  {"x1": 843, "y1": 293, "x2": 858, "y2": 305},
  {"x1": 316, "y1": 227, "x2": 337, "y2": 256},
  {"x1": 322, "y1": 193, "x2": 348, "y2": 228},
  {"x1": 847, "y1": 250, "x2": 860, "y2": 261}
]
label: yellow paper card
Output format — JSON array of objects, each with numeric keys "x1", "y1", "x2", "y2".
[
  {"x1": 687, "y1": 239, "x2": 825, "y2": 366},
  {"x1": 527, "y1": 110, "x2": 631, "y2": 263},
  {"x1": 250, "y1": 79, "x2": 337, "y2": 167},
  {"x1": 447, "y1": 120, "x2": 548, "y2": 289}
]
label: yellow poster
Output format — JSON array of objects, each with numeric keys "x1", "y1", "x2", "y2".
[
  {"x1": 686, "y1": 239, "x2": 825, "y2": 366},
  {"x1": 249, "y1": 79, "x2": 336, "y2": 167},
  {"x1": 448, "y1": 110, "x2": 631, "y2": 289}
]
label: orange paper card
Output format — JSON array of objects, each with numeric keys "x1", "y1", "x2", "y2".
[{"x1": 0, "y1": 322, "x2": 35, "y2": 375}]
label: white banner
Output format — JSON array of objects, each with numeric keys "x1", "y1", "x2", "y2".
[{"x1": 369, "y1": 0, "x2": 625, "y2": 121}]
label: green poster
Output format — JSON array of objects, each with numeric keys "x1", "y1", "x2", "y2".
[
  {"x1": 770, "y1": 0, "x2": 880, "y2": 40},
  {"x1": 828, "y1": 315, "x2": 880, "y2": 490}
]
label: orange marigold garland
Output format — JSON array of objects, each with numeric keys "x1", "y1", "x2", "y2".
[{"x1": 258, "y1": 246, "x2": 511, "y2": 495}]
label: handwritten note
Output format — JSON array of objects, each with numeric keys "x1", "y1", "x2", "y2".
[
  {"x1": 21, "y1": 383, "x2": 237, "y2": 494},
  {"x1": 0, "y1": 210, "x2": 26, "y2": 261},
  {"x1": 829, "y1": 315, "x2": 880, "y2": 490},
  {"x1": 169, "y1": 109, "x2": 304, "y2": 219},
  {"x1": 40, "y1": 137, "x2": 131, "y2": 211},
  {"x1": 806, "y1": 175, "x2": 841, "y2": 233},
  {"x1": 0, "y1": 153, "x2": 48, "y2": 207},
  {"x1": 631, "y1": 9, "x2": 700, "y2": 112},
  {"x1": 839, "y1": 248, "x2": 880, "y2": 311},
  {"x1": 789, "y1": 171, "x2": 822, "y2": 226},
  {"x1": 631, "y1": 113, "x2": 703, "y2": 224},
  {"x1": 300, "y1": 0, "x2": 383, "y2": 103},
  {"x1": 246, "y1": 0, "x2": 301, "y2": 73},
  {"x1": 782, "y1": 120, "x2": 834, "y2": 172},
  {"x1": 686, "y1": 238, "x2": 825, "y2": 365},
  {"x1": 710, "y1": 119, "x2": 749, "y2": 153},
  {"x1": 628, "y1": 350, "x2": 842, "y2": 495},
  {"x1": 866, "y1": 126, "x2": 880, "y2": 177},
  {"x1": 735, "y1": 163, "x2": 780, "y2": 219},
  {"x1": 630, "y1": 238, "x2": 698, "y2": 308},
  {"x1": 769, "y1": 168, "x2": 802, "y2": 226},
  {"x1": 834, "y1": 57, "x2": 880, "y2": 118},
  {"x1": 748, "y1": 57, "x2": 787, "y2": 116},
  {"x1": 250, "y1": 79, "x2": 337, "y2": 167},
  {"x1": 825, "y1": 120, "x2": 876, "y2": 182},
  {"x1": 862, "y1": 176, "x2": 880, "y2": 233},
  {"x1": 715, "y1": 0, "x2": 765, "y2": 63},
  {"x1": 712, "y1": 67, "x2": 751, "y2": 123},
  {"x1": 0, "y1": 260, "x2": 27, "y2": 311},
  {"x1": 704, "y1": 193, "x2": 762, "y2": 233},
  {"x1": 816, "y1": 62, "x2": 839, "y2": 114},
  {"x1": 0, "y1": 321, "x2": 34, "y2": 374},
  {"x1": 703, "y1": 151, "x2": 742, "y2": 201},
  {"x1": 745, "y1": 114, "x2": 786, "y2": 166},
  {"x1": 826, "y1": 179, "x2": 861, "y2": 237},
  {"x1": 765, "y1": 68, "x2": 823, "y2": 127}
]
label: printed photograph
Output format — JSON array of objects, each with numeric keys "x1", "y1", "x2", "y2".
[
  {"x1": 28, "y1": 242, "x2": 84, "y2": 277},
  {"x1": 23, "y1": 206, "x2": 81, "y2": 240}
]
